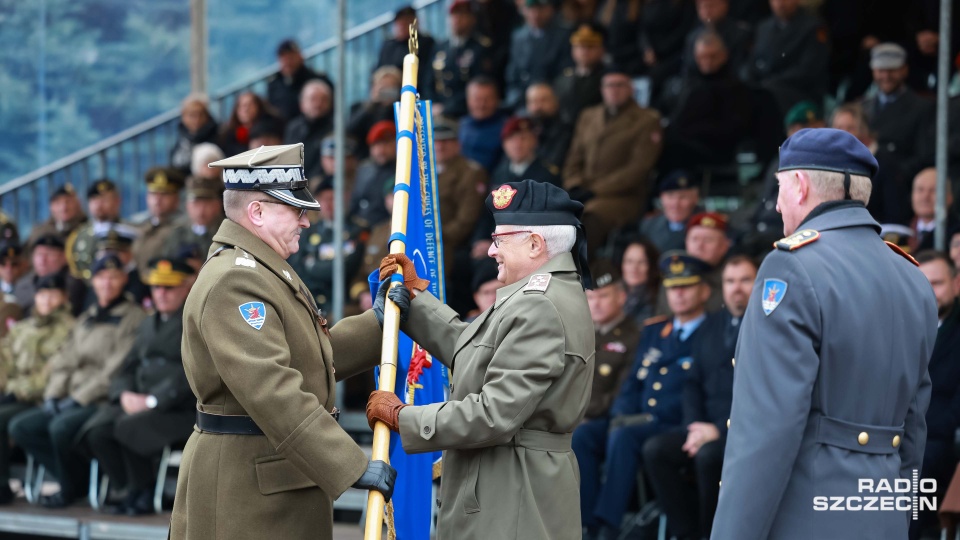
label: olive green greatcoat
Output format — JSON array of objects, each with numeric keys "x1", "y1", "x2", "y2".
[
  {"x1": 132, "y1": 213, "x2": 181, "y2": 279},
  {"x1": 43, "y1": 298, "x2": 145, "y2": 406},
  {"x1": 0, "y1": 307, "x2": 75, "y2": 402},
  {"x1": 170, "y1": 219, "x2": 383, "y2": 540},
  {"x1": 397, "y1": 252, "x2": 595, "y2": 540}
]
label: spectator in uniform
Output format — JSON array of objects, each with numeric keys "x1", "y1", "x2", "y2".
[
  {"x1": 525, "y1": 82, "x2": 572, "y2": 170},
  {"x1": 586, "y1": 251, "x2": 711, "y2": 539},
  {"x1": 80, "y1": 257, "x2": 196, "y2": 516},
  {"x1": 163, "y1": 176, "x2": 225, "y2": 266},
  {"x1": 656, "y1": 211, "x2": 729, "y2": 315},
  {"x1": 432, "y1": 0, "x2": 495, "y2": 119},
  {"x1": 564, "y1": 65, "x2": 663, "y2": 256},
  {"x1": 643, "y1": 254, "x2": 756, "y2": 540},
  {"x1": 66, "y1": 179, "x2": 123, "y2": 282},
  {"x1": 9, "y1": 254, "x2": 146, "y2": 508},
  {"x1": 491, "y1": 116, "x2": 561, "y2": 188},
  {"x1": 505, "y1": 0, "x2": 572, "y2": 109},
  {"x1": 14, "y1": 234, "x2": 87, "y2": 318},
  {"x1": 27, "y1": 184, "x2": 87, "y2": 248},
  {"x1": 0, "y1": 273, "x2": 74, "y2": 504},
  {"x1": 92, "y1": 225, "x2": 149, "y2": 308},
  {"x1": 132, "y1": 167, "x2": 186, "y2": 279},
  {"x1": 641, "y1": 170, "x2": 702, "y2": 254},
  {"x1": 554, "y1": 23, "x2": 606, "y2": 126}
]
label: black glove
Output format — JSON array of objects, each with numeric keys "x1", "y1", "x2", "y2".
[
  {"x1": 352, "y1": 459, "x2": 398, "y2": 502},
  {"x1": 567, "y1": 186, "x2": 595, "y2": 204},
  {"x1": 56, "y1": 397, "x2": 79, "y2": 413},
  {"x1": 42, "y1": 398, "x2": 59, "y2": 416},
  {"x1": 0, "y1": 393, "x2": 17, "y2": 406},
  {"x1": 373, "y1": 280, "x2": 411, "y2": 328}
]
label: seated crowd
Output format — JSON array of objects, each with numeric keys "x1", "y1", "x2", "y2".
[{"x1": 0, "y1": 1, "x2": 958, "y2": 534}]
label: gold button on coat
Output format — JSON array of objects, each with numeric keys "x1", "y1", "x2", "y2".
[
  {"x1": 652, "y1": 382, "x2": 662, "y2": 391},
  {"x1": 892, "y1": 435, "x2": 901, "y2": 447},
  {"x1": 681, "y1": 361, "x2": 691, "y2": 370},
  {"x1": 648, "y1": 398, "x2": 657, "y2": 407},
  {"x1": 659, "y1": 367, "x2": 668, "y2": 375},
  {"x1": 858, "y1": 432, "x2": 869, "y2": 445},
  {"x1": 731, "y1": 358, "x2": 735, "y2": 367},
  {"x1": 726, "y1": 418, "x2": 731, "y2": 429}
]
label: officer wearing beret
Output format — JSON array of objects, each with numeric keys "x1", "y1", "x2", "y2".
[
  {"x1": 367, "y1": 179, "x2": 595, "y2": 539},
  {"x1": 640, "y1": 170, "x2": 702, "y2": 254},
  {"x1": 585, "y1": 251, "x2": 710, "y2": 539},
  {"x1": 80, "y1": 257, "x2": 196, "y2": 515},
  {"x1": 10, "y1": 253, "x2": 146, "y2": 508},
  {"x1": 712, "y1": 129, "x2": 939, "y2": 539},
  {"x1": 66, "y1": 179, "x2": 123, "y2": 283},
  {"x1": 27, "y1": 184, "x2": 88, "y2": 249},
  {"x1": 432, "y1": 0, "x2": 495, "y2": 119},
  {"x1": 491, "y1": 116, "x2": 561, "y2": 189},
  {"x1": 170, "y1": 143, "x2": 396, "y2": 540},
  {"x1": 132, "y1": 167, "x2": 186, "y2": 280}
]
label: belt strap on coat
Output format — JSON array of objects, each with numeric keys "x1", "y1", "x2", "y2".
[
  {"x1": 813, "y1": 412, "x2": 904, "y2": 455},
  {"x1": 499, "y1": 429, "x2": 572, "y2": 452},
  {"x1": 196, "y1": 410, "x2": 264, "y2": 436}
]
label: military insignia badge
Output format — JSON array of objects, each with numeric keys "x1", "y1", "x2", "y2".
[
  {"x1": 761, "y1": 279, "x2": 787, "y2": 315},
  {"x1": 491, "y1": 185, "x2": 518, "y2": 209},
  {"x1": 523, "y1": 273, "x2": 551, "y2": 292},
  {"x1": 239, "y1": 301, "x2": 267, "y2": 330},
  {"x1": 282, "y1": 270, "x2": 292, "y2": 281}
]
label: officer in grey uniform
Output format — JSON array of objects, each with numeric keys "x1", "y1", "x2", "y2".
[{"x1": 712, "y1": 128, "x2": 939, "y2": 540}]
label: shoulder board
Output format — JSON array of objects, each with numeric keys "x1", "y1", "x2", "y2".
[
  {"x1": 775, "y1": 229, "x2": 820, "y2": 251},
  {"x1": 522, "y1": 273, "x2": 551, "y2": 293},
  {"x1": 885, "y1": 241, "x2": 919, "y2": 266},
  {"x1": 642, "y1": 314, "x2": 669, "y2": 327}
]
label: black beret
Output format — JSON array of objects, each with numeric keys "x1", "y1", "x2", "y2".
[
  {"x1": 35, "y1": 272, "x2": 67, "y2": 292},
  {"x1": 32, "y1": 234, "x2": 65, "y2": 250},
  {"x1": 471, "y1": 257, "x2": 500, "y2": 293},
  {"x1": 87, "y1": 179, "x2": 117, "y2": 198},
  {"x1": 91, "y1": 253, "x2": 124, "y2": 275},
  {"x1": 485, "y1": 180, "x2": 583, "y2": 227},
  {"x1": 659, "y1": 250, "x2": 711, "y2": 288},
  {"x1": 658, "y1": 169, "x2": 700, "y2": 193},
  {"x1": 778, "y1": 128, "x2": 879, "y2": 180}
]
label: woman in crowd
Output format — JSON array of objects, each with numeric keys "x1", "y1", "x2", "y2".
[
  {"x1": 618, "y1": 235, "x2": 661, "y2": 324},
  {"x1": 169, "y1": 95, "x2": 219, "y2": 175},
  {"x1": 217, "y1": 92, "x2": 282, "y2": 156}
]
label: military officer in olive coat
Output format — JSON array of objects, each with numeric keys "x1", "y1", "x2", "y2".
[
  {"x1": 712, "y1": 129, "x2": 939, "y2": 540},
  {"x1": 132, "y1": 167, "x2": 186, "y2": 279},
  {"x1": 163, "y1": 175, "x2": 224, "y2": 262},
  {"x1": 367, "y1": 179, "x2": 595, "y2": 540},
  {"x1": 170, "y1": 144, "x2": 395, "y2": 540}
]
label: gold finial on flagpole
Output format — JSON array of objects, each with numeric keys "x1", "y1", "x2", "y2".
[{"x1": 408, "y1": 18, "x2": 419, "y2": 56}]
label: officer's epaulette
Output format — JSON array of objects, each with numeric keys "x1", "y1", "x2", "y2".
[
  {"x1": 642, "y1": 314, "x2": 669, "y2": 327},
  {"x1": 522, "y1": 273, "x2": 551, "y2": 293},
  {"x1": 885, "y1": 241, "x2": 919, "y2": 266},
  {"x1": 774, "y1": 229, "x2": 820, "y2": 251}
]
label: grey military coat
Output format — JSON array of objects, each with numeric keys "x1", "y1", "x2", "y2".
[
  {"x1": 712, "y1": 203, "x2": 938, "y2": 539},
  {"x1": 398, "y1": 252, "x2": 595, "y2": 540}
]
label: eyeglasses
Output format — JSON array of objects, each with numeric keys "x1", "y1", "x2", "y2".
[
  {"x1": 256, "y1": 199, "x2": 307, "y2": 220},
  {"x1": 490, "y1": 230, "x2": 532, "y2": 248}
]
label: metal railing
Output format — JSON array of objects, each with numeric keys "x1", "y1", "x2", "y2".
[{"x1": 1, "y1": 0, "x2": 445, "y2": 233}]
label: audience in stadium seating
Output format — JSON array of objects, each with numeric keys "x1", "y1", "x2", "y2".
[{"x1": 267, "y1": 39, "x2": 335, "y2": 122}]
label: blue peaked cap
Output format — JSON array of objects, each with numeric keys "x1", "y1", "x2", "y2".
[{"x1": 778, "y1": 128, "x2": 879, "y2": 180}]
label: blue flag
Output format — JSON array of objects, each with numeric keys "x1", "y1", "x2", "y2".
[{"x1": 368, "y1": 99, "x2": 448, "y2": 540}]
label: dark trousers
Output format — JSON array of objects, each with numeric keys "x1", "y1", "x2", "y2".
[
  {"x1": 643, "y1": 429, "x2": 725, "y2": 539},
  {"x1": 0, "y1": 403, "x2": 32, "y2": 483},
  {"x1": 9, "y1": 405, "x2": 97, "y2": 497},
  {"x1": 573, "y1": 417, "x2": 609, "y2": 529},
  {"x1": 80, "y1": 408, "x2": 193, "y2": 492},
  {"x1": 594, "y1": 420, "x2": 668, "y2": 529}
]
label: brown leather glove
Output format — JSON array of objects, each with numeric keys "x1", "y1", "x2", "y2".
[
  {"x1": 366, "y1": 390, "x2": 407, "y2": 432},
  {"x1": 379, "y1": 254, "x2": 430, "y2": 291}
]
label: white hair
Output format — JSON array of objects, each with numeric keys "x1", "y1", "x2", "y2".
[
  {"x1": 191, "y1": 143, "x2": 225, "y2": 176},
  {"x1": 527, "y1": 225, "x2": 576, "y2": 258},
  {"x1": 804, "y1": 170, "x2": 872, "y2": 205},
  {"x1": 301, "y1": 79, "x2": 332, "y2": 99}
]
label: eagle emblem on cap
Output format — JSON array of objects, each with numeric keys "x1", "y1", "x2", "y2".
[
  {"x1": 491, "y1": 185, "x2": 518, "y2": 209},
  {"x1": 669, "y1": 258, "x2": 684, "y2": 275}
]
